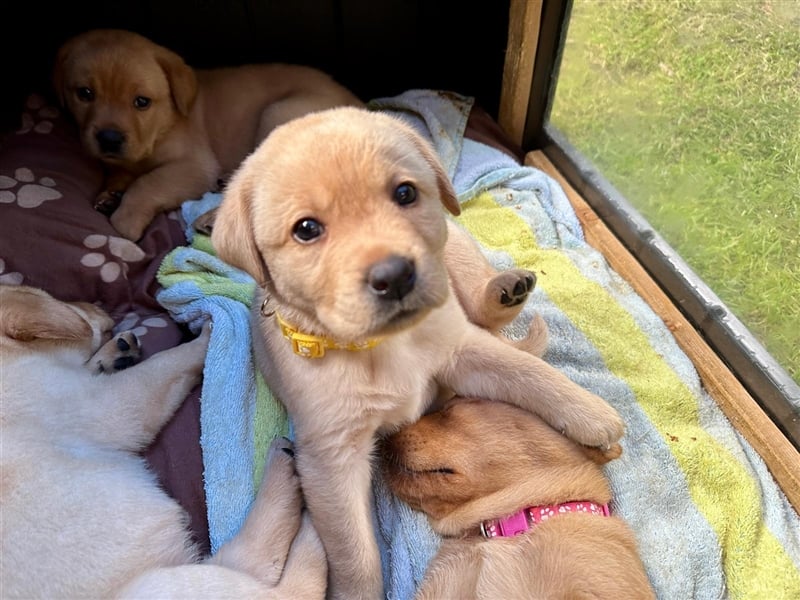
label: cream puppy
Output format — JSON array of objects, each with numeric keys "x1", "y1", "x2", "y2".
[
  {"x1": 211, "y1": 107, "x2": 625, "y2": 599},
  {"x1": 0, "y1": 284, "x2": 326, "y2": 599}
]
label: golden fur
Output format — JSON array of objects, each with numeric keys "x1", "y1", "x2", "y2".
[
  {"x1": 384, "y1": 398, "x2": 655, "y2": 599},
  {"x1": 211, "y1": 106, "x2": 625, "y2": 599},
  {"x1": 0, "y1": 285, "x2": 326, "y2": 598},
  {"x1": 53, "y1": 28, "x2": 362, "y2": 241}
]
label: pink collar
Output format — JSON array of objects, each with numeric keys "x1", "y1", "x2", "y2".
[{"x1": 480, "y1": 501, "x2": 611, "y2": 539}]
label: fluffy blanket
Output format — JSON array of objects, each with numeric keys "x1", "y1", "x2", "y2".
[{"x1": 157, "y1": 90, "x2": 800, "y2": 599}]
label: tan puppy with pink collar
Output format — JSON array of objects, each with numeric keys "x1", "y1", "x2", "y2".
[{"x1": 383, "y1": 398, "x2": 655, "y2": 600}]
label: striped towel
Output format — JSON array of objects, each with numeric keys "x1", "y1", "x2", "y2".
[
  {"x1": 371, "y1": 90, "x2": 800, "y2": 600},
  {"x1": 157, "y1": 90, "x2": 800, "y2": 599}
]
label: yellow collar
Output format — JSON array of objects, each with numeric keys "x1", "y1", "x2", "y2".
[{"x1": 275, "y1": 313, "x2": 382, "y2": 359}]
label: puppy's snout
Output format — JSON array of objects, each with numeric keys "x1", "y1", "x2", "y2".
[
  {"x1": 95, "y1": 129, "x2": 126, "y2": 155},
  {"x1": 367, "y1": 255, "x2": 416, "y2": 301}
]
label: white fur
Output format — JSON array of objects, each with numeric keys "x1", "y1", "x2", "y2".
[{"x1": 0, "y1": 285, "x2": 327, "y2": 598}]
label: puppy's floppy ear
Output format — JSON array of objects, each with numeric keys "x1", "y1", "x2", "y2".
[
  {"x1": 155, "y1": 47, "x2": 197, "y2": 117},
  {"x1": 211, "y1": 168, "x2": 269, "y2": 284},
  {"x1": 405, "y1": 129, "x2": 461, "y2": 216},
  {"x1": 1, "y1": 298, "x2": 91, "y2": 343}
]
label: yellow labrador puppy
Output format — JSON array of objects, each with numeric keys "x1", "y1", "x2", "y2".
[
  {"x1": 53, "y1": 28, "x2": 362, "y2": 241},
  {"x1": 211, "y1": 107, "x2": 625, "y2": 600},
  {"x1": 0, "y1": 285, "x2": 326, "y2": 599}
]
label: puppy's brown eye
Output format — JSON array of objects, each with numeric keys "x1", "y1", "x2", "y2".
[
  {"x1": 292, "y1": 218, "x2": 324, "y2": 243},
  {"x1": 76, "y1": 87, "x2": 94, "y2": 102},
  {"x1": 133, "y1": 96, "x2": 151, "y2": 110},
  {"x1": 393, "y1": 183, "x2": 417, "y2": 206}
]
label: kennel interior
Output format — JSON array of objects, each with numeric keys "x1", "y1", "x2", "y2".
[{"x1": 1, "y1": 1, "x2": 798, "y2": 597}]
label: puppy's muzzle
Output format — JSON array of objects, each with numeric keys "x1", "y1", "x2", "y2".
[
  {"x1": 367, "y1": 255, "x2": 416, "y2": 301},
  {"x1": 95, "y1": 129, "x2": 126, "y2": 155}
]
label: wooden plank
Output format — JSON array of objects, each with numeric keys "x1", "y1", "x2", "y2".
[
  {"x1": 498, "y1": 0, "x2": 543, "y2": 146},
  {"x1": 526, "y1": 150, "x2": 800, "y2": 513}
]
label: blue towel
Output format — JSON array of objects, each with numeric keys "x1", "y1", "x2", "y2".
[{"x1": 156, "y1": 213, "x2": 289, "y2": 554}]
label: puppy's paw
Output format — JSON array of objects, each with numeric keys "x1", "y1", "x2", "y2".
[
  {"x1": 93, "y1": 189, "x2": 124, "y2": 216},
  {"x1": 561, "y1": 400, "x2": 625, "y2": 449},
  {"x1": 192, "y1": 207, "x2": 218, "y2": 236},
  {"x1": 492, "y1": 269, "x2": 536, "y2": 308},
  {"x1": 265, "y1": 437, "x2": 299, "y2": 484},
  {"x1": 195, "y1": 320, "x2": 212, "y2": 348},
  {"x1": 178, "y1": 321, "x2": 212, "y2": 377},
  {"x1": 478, "y1": 269, "x2": 536, "y2": 331},
  {"x1": 260, "y1": 437, "x2": 302, "y2": 516},
  {"x1": 90, "y1": 331, "x2": 142, "y2": 374},
  {"x1": 110, "y1": 205, "x2": 150, "y2": 242}
]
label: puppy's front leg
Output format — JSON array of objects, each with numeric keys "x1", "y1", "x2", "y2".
[
  {"x1": 294, "y1": 432, "x2": 383, "y2": 600},
  {"x1": 110, "y1": 157, "x2": 218, "y2": 241},
  {"x1": 442, "y1": 328, "x2": 624, "y2": 448},
  {"x1": 444, "y1": 220, "x2": 536, "y2": 333},
  {"x1": 272, "y1": 513, "x2": 328, "y2": 600},
  {"x1": 209, "y1": 438, "x2": 304, "y2": 587}
]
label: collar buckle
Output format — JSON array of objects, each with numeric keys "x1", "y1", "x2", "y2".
[
  {"x1": 278, "y1": 317, "x2": 327, "y2": 358},
  {"x1": 290, "y1": 335, "x2": 326, "y2": 358}
]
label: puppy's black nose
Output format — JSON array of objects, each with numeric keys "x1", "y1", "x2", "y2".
[
  {"x1": 367, "y1": 255, "x2": 416, "y2": 300},
  {"x1": 95, "y1": 129, "x2": 125, "y2": 154}
]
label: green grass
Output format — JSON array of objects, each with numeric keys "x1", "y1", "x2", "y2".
[{"x1": 550, "y1": 0, "x2": 800, "y2": 384}]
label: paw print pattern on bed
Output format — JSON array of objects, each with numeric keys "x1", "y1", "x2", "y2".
[
  {"x1": 16, "y1": 94, "x2": 59, "y2": 135},
  {"x1": 114, "y1": 311, "x2": 170, "y2": 338},
  {"x1": 81, "y1": 234, "x2": 146, "y2": 283},
  {"x1": 0, "y1": 168, "x2": 62, "y2": 208}
]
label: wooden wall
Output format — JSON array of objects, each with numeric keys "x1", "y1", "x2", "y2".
[{"x1": 0, "y1": 0, "x2": 510, "y2": 129}]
